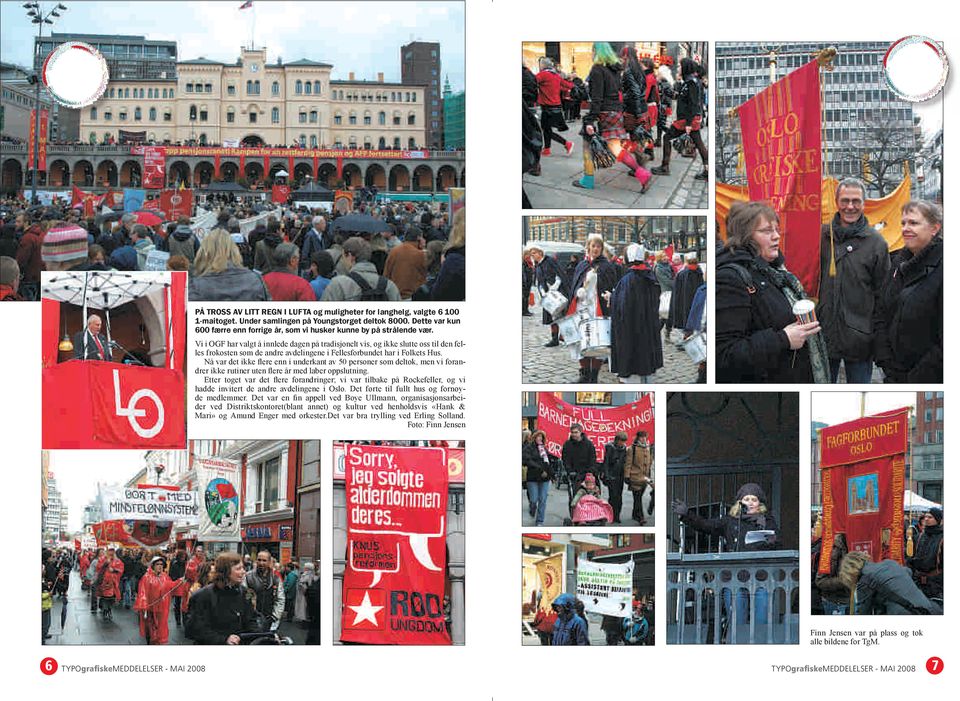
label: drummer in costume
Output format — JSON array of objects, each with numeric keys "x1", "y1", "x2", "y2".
[
  {"x1": 609, "y1": 243, "x2": 663, "y2": 382},
  {"x1": 566, "y1": 233, "x2": 621, "y2": 383},
  {"x1": 526, "y1": 244, "x2": 571, "y2": 348},
  {"x1": 573, "y1": 42, "x2": 653, "y2": 193},
  {"x1": 668, "y1": 252, "x2": 704, "y2": 345}
]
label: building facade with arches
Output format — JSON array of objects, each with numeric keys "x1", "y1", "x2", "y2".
[{"x1": 79, "y1": 47, "x2": 427, "y2": 151}]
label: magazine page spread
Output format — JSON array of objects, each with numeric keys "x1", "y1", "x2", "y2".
[{"x1": 0, "y1": 0, "x2": 952, "y2": 696}]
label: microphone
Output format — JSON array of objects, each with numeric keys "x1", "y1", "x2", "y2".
[{"x1": 109, "y1": 339, "x2": 147, "y2": 366}]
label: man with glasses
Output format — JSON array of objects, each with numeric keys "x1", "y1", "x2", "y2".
[{"x1": 817, "y1": 178, "x2": 889, "y2": 384}]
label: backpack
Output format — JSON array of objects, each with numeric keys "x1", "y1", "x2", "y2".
[{"x1": 348, "y1": 272, "x2": 390, "y2": 301}]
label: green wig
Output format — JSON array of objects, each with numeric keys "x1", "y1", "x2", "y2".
[{"x1": 593, "y1": 42, "x2": 619, "y2": 67}]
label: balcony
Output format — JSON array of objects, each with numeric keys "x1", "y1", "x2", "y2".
[{"x1": 667, "y1": 550, "x2": 800, "y2": 645}]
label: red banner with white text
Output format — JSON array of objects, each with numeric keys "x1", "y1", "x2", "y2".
[
  {"x1": 536, "y1": 394, "x2": 654, "y2": 462},
  {"x1": 818, "y1": 409, "x2": 908, "y2": 573},
  {"x1": 143, "y1": 146, "x2": 166, "y2": 189},
  {"x1": 340, "y1": 444, "x2": 451, "y2": 645},
  {"x1": 42, "y1": 361, "x2": 186, "y2": 449},
  {"x1": 738, "y1": 59, "x2": 822, "y2": 295}
]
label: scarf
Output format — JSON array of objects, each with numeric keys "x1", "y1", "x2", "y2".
[
  {"x1": 752, "y1": 255, "x2": 831, "y2": 383},
  {"x1": 827, "y1": 212, "x2": 868, "y2": 277}
]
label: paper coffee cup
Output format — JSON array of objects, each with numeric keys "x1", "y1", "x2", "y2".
[{"x1": 793, "y1": 299, "x2": 816, "y2": 324}]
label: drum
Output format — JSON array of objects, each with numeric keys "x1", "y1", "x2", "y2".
[
  {"x1": 541, "y1": 289, "x2": 569, "y2": 320},
  {"x1": 578, "y1": 318, "x2": 611, "y2": 357},
  {"x1": 556, "y1": 314, "x2": 581, "y2": 345},
  {"x1": 683, "y1": 332, "x2": 707, "y2": 364},
  {"x1": 658, "y1": 290, "x2": 672, "y2": 320}
]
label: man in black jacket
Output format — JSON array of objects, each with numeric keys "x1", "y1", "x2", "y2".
[
  {"x1": 817, "y1": 178, "x2": 889, "y2": 383},
  {"x1": 562, "y1": 424, "x2": 598, "y2": 485},
  {"x1": 603, "y1": 432, "x2": 628, "y2": 523}
]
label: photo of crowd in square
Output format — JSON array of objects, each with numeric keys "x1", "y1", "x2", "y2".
[
  {"x1": 811, "y1": 392, "x2": 943, "y2": 615},
  {"x1": 714, "y1": 42, "x2": 942, "y2": 383},
  {"x1": 522, "y1": 534, "x2": 654, "y2": 645},
  {"x1": 333, "y1": 440, "x2": 464, "y2": 644},
  {"x1": 521, "y1": 392, "x2": 654, "y2": 527},
  {"x1": 665, "y1": 392, "x2": 800, "y2": 645},
  {"x1": 1, "y1": 1, "x2": 465, "y2": 303},
  {"x1": 522, "y1": 216, "x2": 706, "y2": 385},
  {"x1": 522, "y1": 41, "x2": 708, "y2": 209},
  {"x1": 41, "y1": 440, "x2": 321, "y2": 645},
  {"x1": 40, "y1": 270, "x2": 187, "y2": 450}
]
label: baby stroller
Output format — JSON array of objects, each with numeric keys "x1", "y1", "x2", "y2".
[{"x1": 561, "y1": 465, "x2": 614, "y2": 526}]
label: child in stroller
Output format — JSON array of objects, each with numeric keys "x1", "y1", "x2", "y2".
[{"x1": 565, "y1": 472, "x2": 614, "y2": 526}]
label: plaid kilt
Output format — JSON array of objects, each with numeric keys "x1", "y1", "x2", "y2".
[{"x1": 597, "y1": 111, "x2": 628, "y2": 141}]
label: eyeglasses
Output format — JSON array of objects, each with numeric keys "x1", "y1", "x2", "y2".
[{"x1": 754, "y1": 226, "x2": 779, "y2": 235}]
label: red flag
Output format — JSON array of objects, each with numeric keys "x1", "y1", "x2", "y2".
[
  {"x1": 43, "y1": 361, "x2": 185, "y2": 449},
  {"x1": 738, "y1": 59, "x2": 822, "y2": 295},
  {"x1": 818, "y1": 409, "x2": 909, "y2": 573},
  {"x1": 340, "y1": 445, "x2": 451, "y2": 645},
  {"x1": 663, "y1": 243, "x2": 674, "y2": 261},
  {"x1": 214, "y1": 153, "x2": 221, "y2": 179},
  {"x1": 160, "y1": 189, "x2": 194, "y2": 222},
  {"x1": 271, "y1": 184, "x2": 290, "y2": 203},
  {"x1": 288, "y1": 155, "x2": 294, "y2": 177}
]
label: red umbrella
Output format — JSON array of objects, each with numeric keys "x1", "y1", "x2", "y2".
[{"x1": 133, "y1": 210, "x2": 163, "y2": 226}]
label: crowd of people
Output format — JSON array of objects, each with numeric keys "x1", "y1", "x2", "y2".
[
  {"x1": 812, "y1": 507, "x2": 943, "y2": 615},
  {"x1": 523, "y1": 43, "x2": 708, "y2": 206},
  {"x1": 524, "y1": 236, "x2": 705, "y2": 384},
  {"x1": 716, "y1": 183, "x2": 942, "y2": 383},
  {"x1": 0, "y1": 194, "x2": 465, "y2": 303},
  {"x1": 522, "y1": 424, "x2": 654, "y2": 527},
  {"x1": 42, "y1": 544, "x2": 320, "y2": 645}
]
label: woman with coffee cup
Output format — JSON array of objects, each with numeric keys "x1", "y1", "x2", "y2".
[
  {"x1": 716, "y1": 201, "x2": 829, "y2": 382},
  {"x1": 873, "y1": 200, "x2": 943, "y2": 383}
]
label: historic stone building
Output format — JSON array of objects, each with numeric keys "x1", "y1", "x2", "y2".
[{"x1": 80, "y1": 47, "x2": 426, "y2": 150}]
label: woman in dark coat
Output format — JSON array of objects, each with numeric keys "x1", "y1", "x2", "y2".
[
  {"x1": 430, "y1": 208, "x2": 465, "y2": 301},
  {"x1": 523, "y1": 430, "x2": 555, "y2": 526},
  {"x1": 609, "y1": 243, "x2": 662, "y2": 382},
  {"x1": 906, "y1": 508, "x2": 943, "y2": 601},
  {"x1": 651, "y1": 58, "x2": 708, "y2": 180},
  {"x1": 566, "y1": 233, "x2": 622, "y2": 383},
  {"x1": 874, "y1": 200, "x2": 943, "y2": 383},
  {"x1": 573, "y1": 42, "x2": 652, "y2": 192},
  {"x1": 673, "y1": 483, "x2": 779, "y2": 626},
  {"x1": 527, "y1": 244, "x2": 570, "y2": 347},
  {"x1": 716, "y1": 201, "x2": 826, "y2": 383}
]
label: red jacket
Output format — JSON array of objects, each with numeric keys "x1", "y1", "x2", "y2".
[
  {"x1": 97, "y1": 557, "x2": 124, "y2": 599},
  {"x1": 537, "y1": 70, "x2": 572, "y2": 107},
  {"x1": 15, "y1": 226, "x2": 43, "y2": 283},
  {"x1": 135, "y1": 570, "x2": 179, "y2": 644},
  {"x1": 263, "y1": 270, "x2": 317, "y2": 301}
]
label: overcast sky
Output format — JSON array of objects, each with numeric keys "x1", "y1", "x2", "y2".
[
  {"x1": 48, "y1": 450, "x2": 167, "y2": 532},
  {"x1": 1, "y1": 1, "x2": 465, "y2": 90},
  {"x1": 811, "y1": 392, "x2": 916, "y2": 427}
]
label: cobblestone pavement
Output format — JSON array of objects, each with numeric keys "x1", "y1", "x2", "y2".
[
  {"x1": 522, "y1": 117, "x2": 709, "y2": 209},
  {"x1": 521, "y1": 304, "x2": 700, "y2": 384}
]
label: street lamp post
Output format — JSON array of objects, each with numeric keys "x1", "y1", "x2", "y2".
[{"x1": 25, "y1": 2, "x2": 67, "y2": 204}]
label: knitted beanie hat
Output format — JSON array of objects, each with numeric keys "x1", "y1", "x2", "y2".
[{"x1": 42, "y1": 223, "x2": 88, "y2": 264}]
